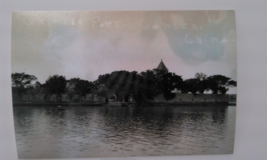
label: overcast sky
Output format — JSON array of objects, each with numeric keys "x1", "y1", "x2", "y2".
[{"x1": 11, "y1": 10, "x2": 237, "y2": 93}]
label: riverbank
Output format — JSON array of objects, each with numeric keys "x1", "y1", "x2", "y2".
[
  {"x1": 13, "y1": 101, "x2": 235, "y2": 107},
  {"x1": 145, "y1": 102, "x2": 232, "y2": 106},
  {"x1": 13, "y1": 102, "x2": 104, "y2": 107},
  {"x1": 12, "y1": 93, "x2": 236, "y2": 107}
]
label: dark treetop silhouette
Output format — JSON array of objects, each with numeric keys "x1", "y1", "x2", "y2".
[{"x1": 11, "y1": 61, "x2": 237, "y2": 104}]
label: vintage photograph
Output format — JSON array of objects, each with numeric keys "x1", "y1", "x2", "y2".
[{"x1": 11, "y1": 10, "x2": 237, "y2": 159}]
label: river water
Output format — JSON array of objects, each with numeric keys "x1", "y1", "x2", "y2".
[{"x1": 13, "y1": 106, "x2": 236, "y2": 159}]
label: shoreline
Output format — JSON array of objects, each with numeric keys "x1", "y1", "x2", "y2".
[
  {"x1": 12, "y1": 102, "x2": 236, "y2": 107},
  {"x1": 12, "y1": 102, "x2": 103, "y2": 107}
]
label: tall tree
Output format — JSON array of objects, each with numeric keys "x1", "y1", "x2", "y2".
[
  {"x1": 67, "y1": 78, "x2": 80, "y2": 89},
  {"x1": 11, "y1": 72, "x2": 37, "y2": 88},
  {"x1": 44, "y1": 75, "x2": 67, "y2": 101},
  {"x1": 159, "y1": 72, "x2": 183, "y2": 100},
  {"x1": 195, "y1": 72, "x2": 207, "y2": 81},
  {"x1": 93, "y1": 73, "x2": 112, "y2": 98},
  {"x1": 93, "y1": 70, "x2": 147, "y2": 103},
  {"x1": 11, "y1": 72, "x2": 37, "y2": 100},
  {"x1": 194, "y1": 72, "x2": 208, "y2": 94},
  {"x1": 68, "y1": 78, "x2": 95, "y2": 100},
  {"x1": 182, "y1": 78, "x2": 199, "y2": 95},
  {"x1": 206, "y1": 75, "x2": 237, "y2": 94},
  {"x1": 140, "y1": 70, "x2": 161, "y2": 102}
]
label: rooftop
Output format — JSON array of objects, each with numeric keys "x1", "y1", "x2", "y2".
[{"x1": 157, "y1": 59, "x2": 168, "y2": 71}]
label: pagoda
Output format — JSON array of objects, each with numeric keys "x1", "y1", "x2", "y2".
[{"x1": 156, "y1": 59, "x2": 169, "y2": 72}]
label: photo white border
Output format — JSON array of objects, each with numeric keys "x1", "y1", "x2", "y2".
[{"x1": 1, "y1": 0, "x2": 267, "y2": 160}]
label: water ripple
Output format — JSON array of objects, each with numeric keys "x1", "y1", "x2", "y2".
[{"x1": 13, "y1": 106, "x2": 236, "y2": 159}]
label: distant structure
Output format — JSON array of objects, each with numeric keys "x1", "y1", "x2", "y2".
[{"x1": 157, "y1": 59, "x2": 169, "y2": 72}]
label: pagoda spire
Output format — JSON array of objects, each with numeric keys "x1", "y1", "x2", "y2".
[{"x1": 157, "y1": 59, "x2": 168, "y2": 72}]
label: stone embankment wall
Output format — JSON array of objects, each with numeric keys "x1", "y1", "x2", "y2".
[
  {"x1": 152, "y1": 93, "x2": 235, "y2": 103},
  {"x1": 12, "y1": 92, "x2": 236, "y2": 104},
  {"x1": 12, "y1": 93, "x2": 105, "y2": 103}
]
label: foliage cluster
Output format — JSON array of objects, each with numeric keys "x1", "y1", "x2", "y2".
[{"x1": 11, "y1": 70, "x2": 237, "y2": 103}]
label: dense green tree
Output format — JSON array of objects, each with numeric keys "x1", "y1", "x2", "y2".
[
  {"x1": 11, "y1": 72, "x2": 37, "y2": 88},
  {"x1": 180, "y1": 80, "x2": 189, "y2": 94},
  {"x1": 93, "y1": 70, "x2": 152, "y2": 104},
  {"x1": 206, "y1": 75, "x2": 237, "y2": 94},
  {"x1": 159, "y1": 72, "x2": 183, "y2": 100},
  {"x1": 12, "y1": 71, "x2": 238, "y2": 104},
  {"x1": 33, "y1": 81, "x2": 42, "y2": 89},
  {"x1": 93, "y1": 73, "x2": 111, "y2": 97},
  {"x1": 140, "y1": 70, "x2": 161, "y2": 102},
  {"x1": 182, "y1": 78, "x2": 199, "y2": 95},
  {"x1": 182, "y1": 78, "x2": 208, "y2": 94},
  {"x1": 67, "y1": 78, "x2": 80, "y2": 89},
  {"x1": 44, "y1": 75, "x2": 67, "y2": 101},
  {"x1": 107, "y1": 71, "x2": 140, "y2": 102},
  {"x1": 195, "y1": 72, "x2": 207, "y2": 81},
  {"x1": 182, "y1": 74, "x2": 236, "y2": 95},
  {"x1": 194, "y1": 72, "x2": 208, "y2": 94},
  {"x1": 11, "y1": 72, "x2": 37, "y2": 100},
  {"x1": 68, "y1": 78, "x2": 95, "y2": 99},
  {"x1": 128, "y1": 71, "x2": 145, "y2": 104}
]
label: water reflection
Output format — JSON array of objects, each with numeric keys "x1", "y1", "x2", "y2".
[
  {"x1": 212, "y1": 107, "x2": 226, "y2": 124},
  {"x1": 13, "y1": 106, "x2": 235, "y2": 159}
]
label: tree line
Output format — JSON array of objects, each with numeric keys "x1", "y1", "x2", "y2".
[{"x1": 11, "y1": 70, "x2": 237, "y2": 104}]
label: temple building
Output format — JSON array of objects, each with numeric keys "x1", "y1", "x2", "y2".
[{"x1": 157, "y1": 59, "x2": 169, "y2": 72}]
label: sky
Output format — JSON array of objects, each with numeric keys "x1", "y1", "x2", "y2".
[{"x1": 11, "y1": 10, "x2": 237, "y2": 93}]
